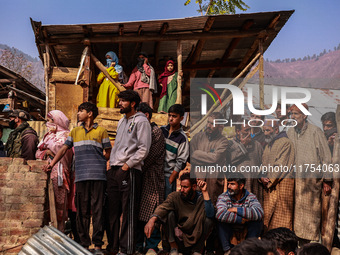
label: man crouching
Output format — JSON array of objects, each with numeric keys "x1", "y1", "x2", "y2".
[
  {"x1": 144, "y1": 173, "x2": 214, "y2": 255},
  {"x1": 216, "y1": 178, "x2": 264, "y2": 255}
]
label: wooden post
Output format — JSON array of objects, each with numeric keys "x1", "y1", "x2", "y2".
[
  {"x1": 91, "y1": 53, "x2": 126, "y2": 92},
  {"x1": 48, "y1": 177, "x2": 57, "y2": 228},
  {"x1": 83, "y1": 47, "x2": 91, "y2": 102},
  {"x1": 175, "y1": 41, "x2": 182, "y2": 104},
  {"x1": 43, "y1": 45, "x2": 50, "y2": 117},
  {"x1": 259, "y1": 40, "x2": 264, "y2": 109}
]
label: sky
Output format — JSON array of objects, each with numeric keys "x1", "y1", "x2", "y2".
[{"x1": 1, "y1": 0, "x2": 340, "y2": 61}]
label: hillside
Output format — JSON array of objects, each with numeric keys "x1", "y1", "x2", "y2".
[
  {"x1": 0, "y1": 45, "x2": 44, "y2": 91},
  {"x1": 250, "y1": 50, "x2": 340, "y2": 89}
]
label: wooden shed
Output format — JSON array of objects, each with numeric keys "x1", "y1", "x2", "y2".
[
  {"x1": 30, "y1": 11, "x2": 294, "y2": 135},
  {"x1": 0, "y1": 64, "x2": 45, "y2": 125}
]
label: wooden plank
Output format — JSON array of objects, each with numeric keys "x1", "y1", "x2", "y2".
[
  {"x1": 221, "y1": 20, "x2": 254, "y2": 63},
  {"x1": 48, "y1": 178, "x2": 58, "y2": 228},
  {"x1": 50, "y1": 67, "x2": 83, "y2": 83},
  {"x1": 96, "y1": 119, "x2": 119, "y2": 132},
  {"x1": 83, "y1": 48, "x2": 91, "y2": 102},
  {"x1": 55, "y1": 83, "x2": 83, "y2": 125},
  {"x1": 0, "y1": 98, "x2": 11, "y2": 105},
  {"x1": 46, "y1": 29, "x2": 269, "y2": 45},
  {"x1": 91, "y1": 53, "x2": 126, "y2": 92},
  {"x1": 97, "y1": 107, "x2": 168, "y2": 127},
  {"x1": 232, "y1": 15, "x2": 279, "y2": 77},
  {"x1": 48, "y1": 82, "x2": 56, "y2": 112},
  {"x1": 188, "y1": 17, "x2": 215, "y2": 65},
  {"x1": 43, "y1": 49, "x2": 50, "y2": 118},
  {"x1": 259, "y1": 41, "x2": 264, "y2": 109}
]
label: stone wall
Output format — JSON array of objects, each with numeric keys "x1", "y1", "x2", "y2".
[{"x1": 0, "y1": 158, "x2": 48, "y2": 254}]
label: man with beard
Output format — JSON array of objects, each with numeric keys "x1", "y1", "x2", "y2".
[
  {"x1": 123, "y1": 52, "x2": 157, "y2": 109},
  {"x1": 216, "y1": 178, "x2": 263, "y2": 255},
  {"x1": 261, "y1": 120, "x2": 295, "y2": 232},
  {"x1": 107, "y1": 90, "x2": 152, "y2": 255},
  {"x1": 229, "y1": 123, "x2": 263, "y2": 204},
  {"x1": 190, "y1": 111, "x2": 230, "y2": 254},
  {"x1": 191, "y1": 111, "x2": 229, "y2": 205},
  {"x1": 320, "y1": 111, "x2": 340, "y2": 251},
  {"x1": 250, "y1": 112, "x2": 266, "y2": 147},
  {"x1": 287, "y1": 103, "x2": 332, "y2": 245},
  {"x1": 144, "y1": 173, "x2": 214, "y2": 255},
  {"x1": 6, "y1": 109, "x2": 38, "y2": 160},
  {"x1": 321, "y1": 112, "x2": 337, "y2": 155}
]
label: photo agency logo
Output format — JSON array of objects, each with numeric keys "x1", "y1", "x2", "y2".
[{"x1": 195, "y1": 80, "x2": 312, "y2": 127}]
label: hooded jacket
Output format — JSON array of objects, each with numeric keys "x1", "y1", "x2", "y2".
[{"x1": 110, "y1": 112, "x2": 151, "y2": 170}]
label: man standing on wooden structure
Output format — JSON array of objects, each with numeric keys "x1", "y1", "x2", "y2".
[{"x1": 107, "y1": 90, "x2": 151, "y2": 255}]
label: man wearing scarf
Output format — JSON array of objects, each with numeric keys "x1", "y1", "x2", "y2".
[
  {"x1": 287, "y1": 103, "x2": 332, "y2": 245},
  {"x1": 261, "y1": 120, "x2": 295, "y2": 232},
  {"x1": 5, "y1": 109, "x2": 38, "y2": 160},
  {"x1": 158, "y1": 60, "x2": 178, "y2": 113},
  {"x1": 123, "y1": 52, "x2": 157, "y2": 109}
]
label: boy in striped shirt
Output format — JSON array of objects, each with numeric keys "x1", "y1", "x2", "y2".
[
  {"x1": 216, "y1": 178, "x2": 263, "y2": 254},
  {"x1": 44, "y1": 102, "x2": 111, "y2": 254}
]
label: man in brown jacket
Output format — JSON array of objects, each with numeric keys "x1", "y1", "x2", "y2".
[
  {"x1": 261, "y1": 120, "x2": 295, "y2": 232},
  {"x1": 287, "y1": 103, "x2": 332, "y2": 244},
  {"x1": 144, "y1": 173, "x2": 214, "y2": 255}
]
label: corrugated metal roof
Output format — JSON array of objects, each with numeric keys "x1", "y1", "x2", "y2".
[
  {"x1": 243, "y1": 83, "x2": 340, "y2": 128},
  {"x1": 19, "y1": 226, "x2": 92, "y2": 255}
]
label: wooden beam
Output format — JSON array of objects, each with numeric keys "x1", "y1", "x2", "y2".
[
  {"x1": 0, "y1": 79, "x2": 14, "y2": 83},
  {"x1": 45, "y1": 29, "x2": 269, "y2": 45},
  {"x1": 259, "y1": 40, "x2": 264, "y2": 109},
  {"x1": 186, "y1": 17, "x2": 215, "y2": 82},
  {"x1": 50, "y1": 67, "x2": 83, "y2": 83},
  {"x1": 176, "y1": 41, "x2": 182, "y2": 104},
  {"x1": 43, "y1": 45, "x2": 50, "y2": 117},
  {"x1": 189, "y1": 17, "x2": 215, "y2": 65},
  {"x1": 232, "y1": 16, "x2": 279, "y2": 77},
  {"x1": 91, "y1": 54, "x2": 126, "y2": 92},
  {"x1": 154, "y1": 22, "x2": 169, "y2": 66},
  {"x1": 83, "y1": 48, "x2": 91, "y2": 102},
  {"x1": 6, "y1": 86, "x2": 46, "y2": 105},
  {"x1": 222, "y1": 20, "x2": 254, "y2": 63}
]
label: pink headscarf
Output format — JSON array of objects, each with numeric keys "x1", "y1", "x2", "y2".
[
  {"x1": 47, "y1": 110, "x2": 70, "y2": 132},
  {"x1": 37, "y1": 110, "x2": 70, "y2": 156},
  {"x1": 36, "y1": 110, "x2": 72, "y2": 191}
]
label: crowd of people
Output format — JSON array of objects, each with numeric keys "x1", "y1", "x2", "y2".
[
  {"x1": 2, "y1": 52, "x2": 339, "y2": 255},
  {"x1": 96, "y1": 51, "x2": 181, "y2": 113},
  {"x1": 4, "y1": 88, "x2": 339, "y2": 255}
]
